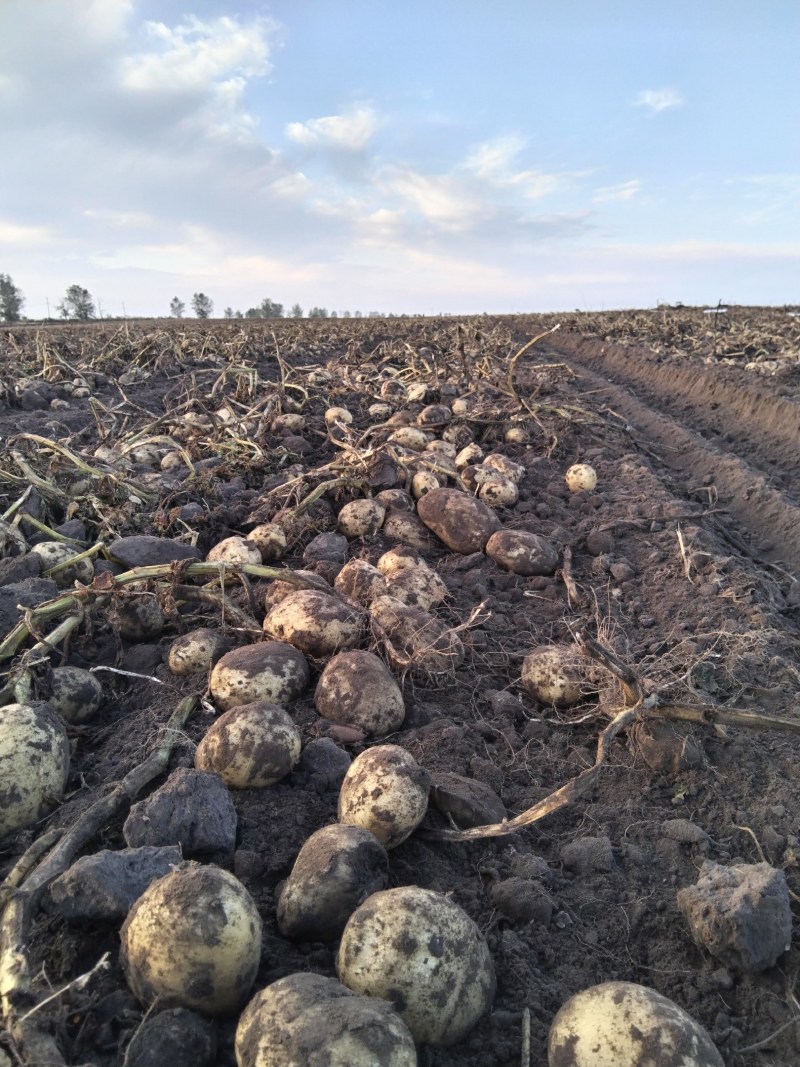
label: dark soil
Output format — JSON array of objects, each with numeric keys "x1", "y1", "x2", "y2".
[{"x1": 1, "y1": 314, "x2": 800, "y2": 1067}]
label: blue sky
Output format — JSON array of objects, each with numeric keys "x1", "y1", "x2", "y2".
[{"x1": 1, "y1": 0, "x2": 797, "y2": 317}]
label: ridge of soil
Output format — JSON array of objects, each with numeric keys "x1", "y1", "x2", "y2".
[{"x1": 546, "y1": 334, "x2": 800, "y2": 576}]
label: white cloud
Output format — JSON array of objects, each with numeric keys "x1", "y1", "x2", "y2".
[
  {"x1": 0, "y1": 220, "x2": 53, "y2": 245},
  {"x1": 634, "y1": 88, "x2": 685, "y2": 112},
  {"x1": 122, "y1": 16, "x2": 273, "y2": 94},
  {"x1": 286, "y1": 106, "x2": 379, "y2": 150},
  {"x1": 592, "y1": 180, "x2": 642, "y2": 203},
  {"x1": 380, "y1": 167, "x2": 484, "y2": 231},
  {"x1": 83, "y1": 209, "x2": 155, "y2": 228},
  {"x1": 463, "y1": 135, "x2": 577, "y2": 200},
  {"x1": 464, "y1": 135, "x2": 527, "y2": 179}
]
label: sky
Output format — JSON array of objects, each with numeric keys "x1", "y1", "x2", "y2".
[{"x1": 0, "y1": 0, "x2": 798, "y2": 317}]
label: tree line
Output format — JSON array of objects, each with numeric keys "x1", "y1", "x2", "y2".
[{"x1": 0, "y1": 275, "x2": 393, "y2": 322}]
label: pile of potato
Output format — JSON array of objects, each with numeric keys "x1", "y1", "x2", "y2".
[{"x1": 0, "y1": 367, "x2": 721, "y2": 1066}]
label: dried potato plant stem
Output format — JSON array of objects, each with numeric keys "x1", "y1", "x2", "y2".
[
  {"x1": 428, "y1": 636, "x2": 800, "y2": 843},
  {"x1": 0, "y1": 695, "x2": 199, "y2": 1066},
  {"x1": 0, "y1": 561, "x2": 322, "y2": 662}
]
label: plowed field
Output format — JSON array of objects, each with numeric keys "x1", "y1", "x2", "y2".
[{"x1": 1, "y1": 310, "x2": 799, "y2": 1067}]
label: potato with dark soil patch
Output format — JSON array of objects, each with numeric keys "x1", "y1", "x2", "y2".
[
  {"x1": 263, "y1": 589, "x2": 364, "y2": 658},
  {"x1": 0, "y1": 702, "x2": 70, "y2": 843},
  {"x1": 235, "y1": 973, "x2": 416, "y2": 1067},
  {"x1": 195, "y1": 701, "x2": 301, "y2": 788},
  {"x1": 120, "y1": 864, "x2": 261, "y2": 1016},
  {"x1": 416, "y1": 486, "x2": 500, "y2": 554},
  {"x1": 276, "y1": 823, "x2": 389, "y2": 941},
  {"x1": 338, "y1": 744, "x2": 429, "y2": 848},
  {"x1": 209, "y1": 641, "x2": 309, "y2": 710},
  {"x1": 370, "y1": 595, "x2": 464, "y2": 677},
  {"x1": 315, "y1": 649, "x2": 405, "y2": 735},
  {"x1": 337, "y1": 886, "x2": 496, "y2": 1046},
  {"x1": 485, "y1": 529, "x2": 559, "y2": 576},
  {"x1": 521, "y1": 645, "x2": 598, "y2": 707}
]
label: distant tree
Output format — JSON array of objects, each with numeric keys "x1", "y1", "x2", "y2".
[
  {"x1": 244, "y1": 298, "x2": 283, "y2": 319},
  {"x1": 341, "y1": 310, "x2": 351, "y2": 318},
  {"x1": 368, "y1": 311, "x2": 382, "y2": 318},
  {"x1": 234, "y1": 310, "x2": 244, "y2": 318},
  {"x1": 307, "y1": 306, "x2": 328, "y2": 318},
  {"x1": 330, "y1": 310, "x2": 338, "y2": 318},
  {"x1": 353, "y1": 310, "x2": 363, "y2": 318},
  {"x1": 57, "y1": 284, "x2": 95, "y2": 320},
  {"x1": 169, "y1": 296, "x2": 185, "y2": 318},
  {"x1": 223, "y1": 307, "x2": 235, "y2": 318},
  {"x1": 191, "y1": 292, "x2": 214, "y2": 319},
  {"x1": 0, "y1": 273, "x2": 24, "y2": 322},
  {"x1": 290, "y1": 303, "x2": 303, "y2": 318}
]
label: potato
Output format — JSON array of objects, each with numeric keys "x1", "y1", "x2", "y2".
[
  {"x1": 406, "y1": 382, "x2": 429, "y2": 403},
  {"x1": 376, "y1": 546, "x2": 425, "y2": 575},
  {"x1": 206, "y1": 536, "x2": 262, "y2": 565},
  {"x1": 121, "y1": 864, "x2": 261, "y2": 1016},
  {"x1": 246, "y1": 523, "x2": 287, "y2": 562},
  {"x1": 264, "y1": 570, "x2": 328, "y2": 608},
  {"x1": 485, "y1": 530, "x2": 559, "y2": 576},
  {"x1": 263, "y1": 590, "x2": 364, "y2": 659},
  {"x1": 521, "y1": 645, "x2": 597, "y2": 707},
  {"x1": 416, "y1": 487, "x2": 501, "y2": 554},
  {"x1": 196, "y1": 701, "x2": 301, "y2": 788},
  {"x1": 370, "y1": 596, "x2": 464, "y2": 677},
  {"x1": 442, "y1": 422, "x2": 473, "y2": 449},
  {"x1": 371, "y1": 490, "x2": 410, "y2": 516},
  {"x1": 210, "y1": 641, "x2": 310, "y2": 710},
  {"x1": 482, "y1": 453, "x2": 525, "y2": 483},
  {"x1": 333, "y1": 559, "x2": 388, "y2": 606},
  {"x1": 451, "y1": 396, "x2": 471, "y2": 417},
  {"x1": 547, "y1": 981, "x2": 723, "y2": 1066},
  {"x1": 337, "y1": 499, "x2": 386, "y2": 539},
  {"x1": 380, "y1": 378, "x2": 407, "y2": 403},
  {"x1": 505, "y1": 425, "x2": 530, "y2": 444},
  {"x1": 235, "y1": 974, "x2": 416, "y2": 1067},
  {"x1": 565, "y1": 463, "x2": 598, "y2": 492},
  {"x1": 168, "y1": 627, "x2": 233, "y2": 676},
  {"x1": 477, "y1": 476, "x2": 519, "y2": 508},
  {"x1": 315, "y1": 650, "x2": 405, "y2": 735},
  {"x1": 383, "y1": 565, "x2": 447, "y2": 611},
  {"x1": 337, "y1": 886, "x2": 496, "y2": 1046},
  {"x1": 28, "y1": 542, "x2": 93, "y2": 588},
  {"x1": 47, "y1": 665, "x2": 103, "y2": 724},
  {"x1": 0, "y1": 703, "x2": 70, "y2": 843},
  {"x1": 338, "y1": 744, "x2": 429, "y2": 848},
  {"x1": 368, "y1": 401, "x2": 393, "y2": 420},
  {"x1": 411, "y1": 471, "x2": 440, "y2": 500},
  {"x1": 271, "y1": 413, "x2": 305, "y2": 434},
  {"x1": 417, "y1": 403, "x2": 451, "y2": 428},
  {"x1": 381, "y1": 510, "x2": 439, "y2": 552},
  {"x1": 455, "y1": 443, "x2": 483, "y2": 469},
  {"x1": 109, "y1": 584, "x2": 165, "y2": 641},
  {"x1": 325, "y1": 406, "x2": 353, "y2": 426},
  {"x1": 425, "y1": 438, "x2": 457, "y2": 459},
  {"x1": 276, "y1": 824, "x2": 389, "y2": 941},
  {"x1": 387, "y1": 427, "x2": 428, "y2": 451}
]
